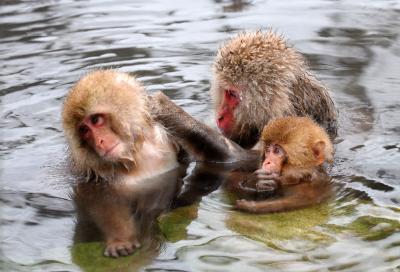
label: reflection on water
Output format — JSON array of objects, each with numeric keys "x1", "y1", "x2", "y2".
[
  {"x1": 72, "y1": 166, "x2": 184, "y2": 267},
  {"x1": 73, "y1": 167, "x2": 184, "y2": 244},
  {"x1": 1, "y1": 0, "x2": 399, "y2": 271}
]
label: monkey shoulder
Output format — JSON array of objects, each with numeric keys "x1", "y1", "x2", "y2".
[{"x1": 121, "y1": 124, "x2": 180, "y2": 183}]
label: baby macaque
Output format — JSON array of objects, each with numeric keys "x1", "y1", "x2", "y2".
[
  {"x1": 235, "y1": 116, "x2": 334, "y2": 213},
  {"x1": 211, "y1": 31, "x2": 338, "y2": 148}
]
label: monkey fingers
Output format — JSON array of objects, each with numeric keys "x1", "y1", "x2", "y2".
[
  {"x1": 255, "y1": 169, "x2": 280, "y2": 187},
  {"x1": 104, "y1": 240, "x2": 141, "y2": 258},
  {"x1": 256, "y1": 179, "x2": 278, "y2": 191},
  {"x1": 255, "y1": 169, "x2": 279, "y2": 179}
]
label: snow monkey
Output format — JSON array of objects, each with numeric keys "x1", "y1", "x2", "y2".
[
  {"x1": 63, "y1": 70, "x2": 255, "y2": 257},
  {"x1": 211, "y1": 31, "x2": 338, "y2": 149},
  {"x1": 235, "y1": 116, "x2": 334, "y2": 213}
]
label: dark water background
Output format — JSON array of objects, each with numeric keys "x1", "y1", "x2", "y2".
[{"x1": 1, "y1": 0, "x2": 399, "y2": 271}]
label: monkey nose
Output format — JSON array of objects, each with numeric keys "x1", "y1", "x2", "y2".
[
  {"x1": 95, "y1": 139, "x2": 105, "y2": 150},
  {"x1": 262, "y1": 161, "x2": 271, "y2": 170}
]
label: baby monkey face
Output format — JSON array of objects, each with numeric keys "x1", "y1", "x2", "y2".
[{"x1": 262, "y1": 143, "x2": 287, "y2": 174}]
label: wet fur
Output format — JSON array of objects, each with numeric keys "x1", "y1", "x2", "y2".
[
  {"x1": 63, "y1": 70, "x2": 179, "y2": 257},
  {"x1": 235, "y1": 117, "x2": 334, "y2": 213},
  {"x1": 211, "y1": 31, "x2": 338, "y2": 148}
]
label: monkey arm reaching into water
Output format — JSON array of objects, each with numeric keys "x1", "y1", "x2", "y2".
[
  {"x1": 149, "y1": 91, "x2": 258, "y2": 163},
  {"x1": 150, "y1": 91, "x2": 260, "y2": 207},
  {"x1": 150, "y1": 94, "x2": 334, "y2": 213}
]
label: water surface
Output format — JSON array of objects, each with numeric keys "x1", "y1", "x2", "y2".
[{"x1": 1, "y1": 0, "x2": 399, "y2": 271}]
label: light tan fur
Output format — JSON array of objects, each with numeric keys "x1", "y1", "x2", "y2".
[
  {"x1": 63, "y1": 70, "x2": 181, "y2": 257},
  {"x1": 62, "y1": 70, "x2": 177, "y2": 180},
  {"x1": 211, "y1": 30, "x2": 337, "y2": 147},
  {"x1": 235, "y1": 116, "x2": 334, "y2": 213}
]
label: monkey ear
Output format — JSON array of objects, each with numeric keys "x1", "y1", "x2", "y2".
[{"x1": 312, "y1": 141, "x2": 326, "y2": 165}]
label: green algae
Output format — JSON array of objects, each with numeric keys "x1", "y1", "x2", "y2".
[
  {"x1": 158, "y1": 204, "x2": 199, "y2": 242},
  {"x1": 71, "y1": 242, "x2": 155, "y2": 272},
  {"x1": 346, "y1": 215, "x2": 400, "y2": 241},
  {"x1": 226, "y1": 203, "x2": 334, "y2": 246}
]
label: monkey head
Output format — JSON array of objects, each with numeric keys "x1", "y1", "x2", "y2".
[
  {"x1": 211, "y1": 31, "x2": 307, "y2": 148},
  {"x1": 260, "y1": 116, "x2": 333, "y2": 174},
  {"x1": 62, "y1": 70, "x2": 152, "y2": 176}
]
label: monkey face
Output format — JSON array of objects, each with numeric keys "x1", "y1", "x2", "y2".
[
  {"x1": 78, "y1": 113, "x2": 126, "y2": 162},
  {"x1": 262, "y1": 143, "x2": 287, "y2": 174},
  {"x1": 216, "y1": 85, "x2": 241, "y2": 136}
]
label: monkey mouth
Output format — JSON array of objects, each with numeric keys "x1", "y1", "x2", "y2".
[
  {"x1": 104, "y1": 143, "x2": 120, "y2": 157},
  {"x1": 217, "y1": 116, "x2": 231, "y2": 136}
]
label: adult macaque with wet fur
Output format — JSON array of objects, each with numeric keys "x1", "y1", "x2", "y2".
[
  {"x1": 234, "y1": 117, "x2": 334, "y2": 213},
  {"x1": 63, "y1": 70, "x2": 181, "y2": 257},
  {"x1": 63, "y1": 70, "x2": 253, "y2": 257},
  {"x1": 211, "y1": 31, "x2": 338, "y2": 148}
]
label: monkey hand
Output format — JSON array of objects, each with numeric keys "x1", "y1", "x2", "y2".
[
  {"x1": 104, "y1": 238, "x2": 141, "y2": 258},
  {"x1": 254, "y1": 169, "x2": 280, "y2": 190}
]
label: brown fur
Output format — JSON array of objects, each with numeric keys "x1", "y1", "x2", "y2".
[
  {"x1": 149, "y1": 92, "x2": 259, "y2": 163},
  {"x1": 235, "y1": 116, "x2": 334, "y2": 213},
  {"x1": 261, "y1": 116, "x2": 333, "y2": 168},
  {"x1": 211, "y1": 30, "x2": 337, "y2": 148},
  {"x1": 64, "y1": 70, "x2": 262, "y2": 257}
]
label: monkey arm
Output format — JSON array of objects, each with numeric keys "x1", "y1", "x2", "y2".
[
  {"x1": 235, "y1": 186, "x2": 317, "y2": 213},
  {"x1": 235, "y1": 176, "x2": 332, "y2": 213},
  {"x1": 229, "y1": 166, "x2": 325, "y2": 201},
  {"x1": 278, "y1": 167, "x2": 313, "y2": 185},
  {"x1": 235, "y1": 168, "x2": 332, "y2": 213},
  {"x1": 226, "y1": 170, "x2": 278, "y2": 200},
  {"x1": 149, "y1": 92, "x2": 258, "y2": 163},
  {"x1": 278, "y1": 166, "x2": 329, "y2": 186},
  {"x1": 172, "y1": 162, "x2": 227, "y2": 208}
]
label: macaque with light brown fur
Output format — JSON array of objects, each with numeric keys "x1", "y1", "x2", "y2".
[
  {"x1": 235, "y1": 116, "x2": 334, "y2": 213},
  {"x1": 211, "y1": 31, "x2": 338, "y2": 149},
  {"x1": 63, "y1": 70, "x2": 254, "y2": 257},
  {"x1": 63, "y1": 70, "x2": 182, "y2": 257}
]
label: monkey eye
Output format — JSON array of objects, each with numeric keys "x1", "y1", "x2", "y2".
[
  {"x1": 226, "y1": 89, "x2": 240, "y2": 100},
  {"x1": 273, "y1": 145, "x2": 285, "y2": 157},
  {"x1": 90, "y1": 114, "x2": 105, "y2": 127}
]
